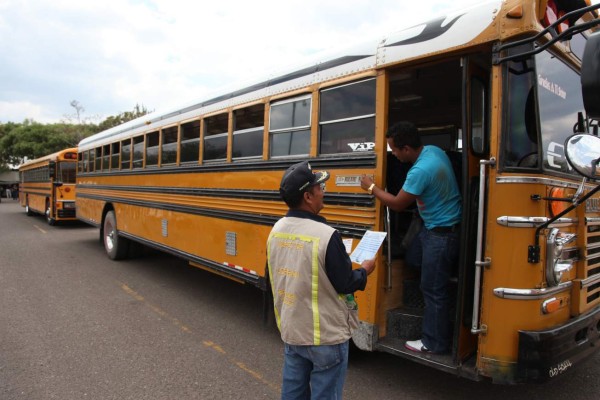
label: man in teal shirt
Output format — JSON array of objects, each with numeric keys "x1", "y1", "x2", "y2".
[{"x1": 361, "y1": 121, "x2": 461, "y2": 353}]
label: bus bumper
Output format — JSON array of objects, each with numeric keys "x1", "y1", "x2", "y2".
[{"x1": 517, "y1": 306, "x2": 600, "y2": 382}]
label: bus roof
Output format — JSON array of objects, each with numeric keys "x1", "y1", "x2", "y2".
[
  {"x1": 18, "y1": 147, "x2": 79, "y2": 171},
  {"x1": 79, "y1": 0, "x2": 503, "y2": 151}
]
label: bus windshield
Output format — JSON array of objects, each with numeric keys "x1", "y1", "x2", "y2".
[
  {"x1": 536, "y1": 50, "x2": 585, "y2": 176},
  {"x1": 503, "y1": 47, "x2": 586, "y2": 177},
  {"x1": 59, "y1": 162, "x2": 76, "y2": 183}
]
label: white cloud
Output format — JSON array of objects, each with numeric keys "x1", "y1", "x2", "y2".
[{"x1": 0, "y1": 0, "x2": 598, "y2": 124}]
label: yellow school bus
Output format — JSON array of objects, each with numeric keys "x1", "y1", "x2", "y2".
[
  {"x1": 76, "y1": 0, "x2": 600, "y2": 383},
  {"x1": 19, "y1": 147, "x2": 78, "y2": 225}
]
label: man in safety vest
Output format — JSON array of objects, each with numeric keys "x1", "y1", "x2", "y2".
[{"x1": 268, "y1": 161, "x2": 376, "y2": 400}]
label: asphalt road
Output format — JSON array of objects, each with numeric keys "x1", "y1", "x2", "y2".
[{"x1": 1, "y1": 200, "x2": 599, "y2": 399}]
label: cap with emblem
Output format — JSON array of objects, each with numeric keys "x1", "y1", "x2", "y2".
[{"x1": 279, "y1": 161, "x2": 329, "y2": 202}]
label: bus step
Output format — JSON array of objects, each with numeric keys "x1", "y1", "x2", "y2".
[
  {"x1": 386, "y1": 307, "x2": 423, "y2": 341},
  {"x1": 403, "y1": 278, "x2": 424, "y2": 308}
]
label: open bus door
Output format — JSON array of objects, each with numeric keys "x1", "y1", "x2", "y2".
[
  {"x1": 380, "y1": 54, "x2": 491, "y2": 378},
  {"x1": 454, "y1": 55, "x2": 493, "y2": 366}
]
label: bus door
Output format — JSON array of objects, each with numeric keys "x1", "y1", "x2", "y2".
[
  {"x1": 384, "y1": 58, "x2": 465, "y2": 363},
  {"x1": 456, "y1": 54, "x2": 492, "y2": 364}
]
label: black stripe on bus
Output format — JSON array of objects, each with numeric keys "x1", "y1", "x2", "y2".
[
  {"x1": 77, "y1": 193, "x2": 370, "y2": 238},
  {"x1": 76, "y1": 185, "x2": 374, "y2": 207},
  {"x1": 119, "y1": 231, "x2": 266, "y2": 289},
  {"x1": 77, "y1": 154, "x2": 376, "y2": 177}
]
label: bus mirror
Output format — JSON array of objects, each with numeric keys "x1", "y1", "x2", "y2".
[
  {"x1": 581, "y1": 32, "x2": 600, "y2": 120},
  {"x1": 48, "y1": 161, "x2": 56, "y2": 179},
  {"x1": 565, "y1": 134, "x2": 600, "y2": 180},
  {"x1": 53, "y1": 182, "x2": 63, "y2": 187}
]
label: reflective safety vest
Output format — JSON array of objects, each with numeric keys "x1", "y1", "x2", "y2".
[{"x1": 267, "y1": 216, "x2": 358, "y2": 346}]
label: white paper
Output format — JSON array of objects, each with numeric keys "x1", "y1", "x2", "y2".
[
  {"x1": 342, "y1": 238, "x2": 353, "y2": 254},
  {"x1": 349, "y1": 230, "x2": 387, "y2": 264}
]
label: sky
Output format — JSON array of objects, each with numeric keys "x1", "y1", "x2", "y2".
[{"x1": 0, "y1": 0, "x2": 597, "y2": 124}]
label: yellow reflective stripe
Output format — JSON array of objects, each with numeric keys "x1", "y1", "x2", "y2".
[
  {"x1": 311, "y1": 238, "x2": 321, "y2": 345},
  {"x1": 266, "y1": 234, "x2": 282, "y2": 330}
]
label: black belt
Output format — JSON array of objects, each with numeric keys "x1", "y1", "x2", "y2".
[{"x1": 430, "y1": 224, "x2": 460, "y2": 233}]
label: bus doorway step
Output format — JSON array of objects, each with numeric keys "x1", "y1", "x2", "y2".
[
  {"x1": 386, "y1": 307, "x2": 423, "y2": 341},
  {"x1": 376, "y1": 336, "x2": 456, "y2": 372}
]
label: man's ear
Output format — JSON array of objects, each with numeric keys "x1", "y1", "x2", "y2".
[{"x1": 303, "y1": 190, "x2": 312, "y2": 203}]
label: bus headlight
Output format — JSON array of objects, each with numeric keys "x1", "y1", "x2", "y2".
[{"x1": 545, "y1": 228, "x2": 576, "y2": 286}]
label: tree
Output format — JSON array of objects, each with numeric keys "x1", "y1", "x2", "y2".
[
  {"x1": 0, "y1": 103, "x2": 151, "y2": 168},
  {"x1": 98, "y1": 103, "x2": 152, "y2": 131}
]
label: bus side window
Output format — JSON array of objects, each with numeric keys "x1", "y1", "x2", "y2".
[
  {"x1": 146, "y1": 131, "x2": 159, "y2": 167},
  {"x1": 204, "y1": 114, "x2": 228, "y2": 162},
  {"x1": 132, "y1": 136, "x2": 144, "y2": 169},
  {"x1": 161, "y1": 126, "x2": 178, "y2": 165},
  {"x1": 95, "y1": 148, "x2": 102, "y2": 171},
  {"x1": 88, "y1": 150, "x2": 94, "y2": 172},
  {"x1": 233, "y1": 104, "x2": 264, "y2": 159},
  {"x1": 111, "y1": 142, "x2": 120, "y2": 170},
  {"x1": 102, "y1": 144, "x2": 110, "y2": 171},
  {"x1": 269, "y1": 95, "x2": 311, "y2": 157},
  {"x1": 181, "y1": 120, "x2": 200, "y2": 164},
  {"x1": 121, "y1": 139, "x2": 131, "y2": 170},
  {"x1": 319, "y1": 79, "x2": 376, "y2": 155}
]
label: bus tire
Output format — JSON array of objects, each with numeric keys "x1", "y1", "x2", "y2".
[
  {"x1": 46, "y1": 199, "x2": 56, "y2": 226},
  {"x1": 103, "y1": 210, "x2": 129, "y2": 260},
  {"x1": 25, "y1": 200, "x2": 33, "y2": 216}
]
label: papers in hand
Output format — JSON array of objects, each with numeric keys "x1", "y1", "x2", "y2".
[{"x1": 350, "y1": 230, "x2": 387, "y2": 264}]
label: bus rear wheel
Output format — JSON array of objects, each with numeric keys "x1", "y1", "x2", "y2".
[{"x1": 103, "y1": 210, "x2": 129, "y2": 260}]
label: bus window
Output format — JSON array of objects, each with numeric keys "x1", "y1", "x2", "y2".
[
  {"x1": 77, "y1": 152, "x2": 84, "y2": 173},
  {"x1": 503, "y1": 51, "x2": 540, "y2": 169},
  {"x1": 471, "y1": 78, "x2": 487, "y2": 155},
  {"x1": 88, "y1": 150, "x2": 94, "y2": 172},
  {"x1": 204, "y1": 114, "x2": 228, "y2": 162},
  {"x1": 319, "y1": 79, "x2": 376, "y2": 154},
  {"x1": 121, "y1": 139, "x2": 131, "y2": 170},
  {"x1": 111, "y1": 142, "x2": 120, "y2": 170},
  {"x1": 60, "y1": 162, "x2": 76, "y2": 183},
  {"x1": 536, "y1": 49, "x2": 585, "y2": 176},
  {"x1": 132, "y1": 136, "x2": 144, "y2": 169},
  {"x1": 181, "y1": 120, "x2": 200, "y2": 163},
  {"x1": 269, "y1": 95, "x2": 311, "y2": 157},
  {"x1": 95, "y1": 148, "x2": 102, "y2": 171},
  {"x1": 146, "y1": 131, "x2": 159, "y2": 167},
  {"x1": 102, "y1": 144, "x2": 110, "y2": 171},
  {"x1": 161, "y1": 126, "x2": 178, "y2": 165},
  {"x1": 233, "y1": 104, "x2": 264, "y2": 159}
]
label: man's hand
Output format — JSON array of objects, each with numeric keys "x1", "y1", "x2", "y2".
[
  {"x1": 361, "y1": 258, "x2": 376, "y2": 275},
  {"x1": 360, "y1": 175, "x2": 374, "y2": 191}
]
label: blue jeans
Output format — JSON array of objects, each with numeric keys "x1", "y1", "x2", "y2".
[
  {"x1": 405, "y1": 227, "x2": 459, "y2": 353},
  {"x1": 281, "y1": 341, "x2": 349, "y2": 400}
]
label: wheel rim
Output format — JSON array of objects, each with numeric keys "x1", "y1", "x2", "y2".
[{"x1": 105, "y1": 224, "x2": 115, "y2": 252}]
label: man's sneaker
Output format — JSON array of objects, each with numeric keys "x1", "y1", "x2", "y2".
[{"x1": 405, "y1": 339, "x2": 430, "y2": 353}]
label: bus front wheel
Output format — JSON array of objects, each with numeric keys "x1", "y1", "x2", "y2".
[
  {"x1": 103, "y1": 210, "x2": 129, "y2": 260},
  {"x1": 25, "y1": 200, "x2": 33, "y2": 216},
  {"x1": 46, "y1": 199, "x2": 55, "y2": 225}
]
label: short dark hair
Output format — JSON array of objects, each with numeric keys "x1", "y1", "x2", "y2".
[{"x1": 385, "y1": 121, "x2": 422, "y2": 149}]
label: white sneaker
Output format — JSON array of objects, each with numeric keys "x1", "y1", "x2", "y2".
[{"x1": 405, "y1": 339, "x2": 430, "y2": 353}]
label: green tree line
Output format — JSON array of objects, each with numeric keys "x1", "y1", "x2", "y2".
[{"x1": 0, "y1": 104, "x2": 150, "y2": 171}]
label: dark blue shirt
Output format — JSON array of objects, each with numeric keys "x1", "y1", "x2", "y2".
[{"x1": 285, "y1": 210, "x2": 367, "y2": 294}]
